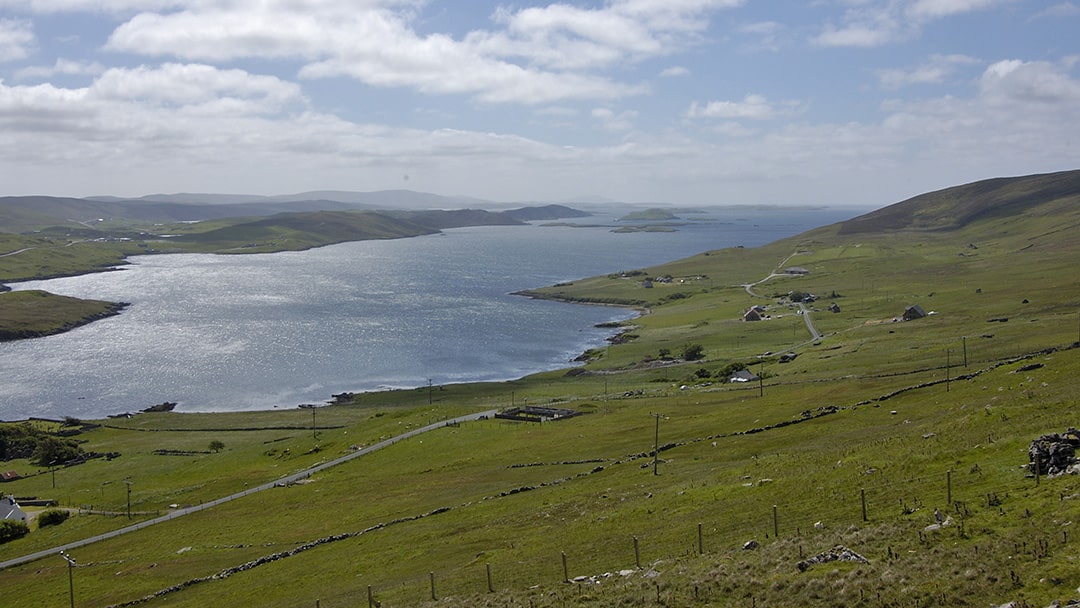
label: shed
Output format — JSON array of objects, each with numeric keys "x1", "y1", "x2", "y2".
[
  {"x1": 729, "y1": 369, "x2": 760, "y2": 383},
  {"x1": 903, "y1": 304, "x2": 927, "y2": 321}
]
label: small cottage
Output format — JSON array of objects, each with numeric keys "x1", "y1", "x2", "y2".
[
  {"x1": 1, "y1": 496, "x2": 28, "y2": 525},
  {"x1": 729, "y1": 369, "x2": 760, "y2": 383}
]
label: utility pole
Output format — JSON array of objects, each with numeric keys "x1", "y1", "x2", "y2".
[
  {"x1": 945, "y1": 349, "x2": 951, "y2": 392},
  {"x1": 312, "y1": 406, "x2": 317, "y2": 440},
  {"x1": 60, "y1": 551, "x2": 76, "y2": 608},
  {"x1": 650, "y1": 413, "x2": 664, "y2": 476},
  {"x1": 124, "y1": 479, "x2": 133, "y2": 519},
  {"x1": 428, "y1": 379, "x2": 433, "y2": 405}
]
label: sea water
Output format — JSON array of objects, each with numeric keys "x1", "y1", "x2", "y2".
[{"x1": 0, "y1": 206, "x2": 862, "y2": 419}]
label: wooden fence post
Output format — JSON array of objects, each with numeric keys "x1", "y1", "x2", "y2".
[
  {"x1": 698, "y1": 523, "x2": 704, "y2": 555},
  {"x1": 861, "y1": 488, "x2": 868, "y2": 522},
  {"x1": 487, "y1": 563, "x2": 494, "y2": 593},
  {"x1": 773, "y1": 505, "x2": 779, "y2": 538},
  {"x1": 562, "y1": 551, "x2": 569, "y2": 583},
  {"x1": 633, "y1": 536, "x2": 640, "y2": 569},
  {"x1": 430, "y1": 571, "x2": 436, "y2": 601}
]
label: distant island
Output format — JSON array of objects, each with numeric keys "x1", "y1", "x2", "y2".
[{"x1": 618, "y1": 208, "x2": 678, "y2": 221}]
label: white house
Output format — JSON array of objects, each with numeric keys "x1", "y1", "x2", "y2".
[{"x1": 1, "y1": 496, "x2": 28, "y2": 525}]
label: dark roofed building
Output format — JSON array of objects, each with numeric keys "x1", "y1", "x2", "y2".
[{"x1": 903, "y1": 304, "x2": 927, "y2": 320}]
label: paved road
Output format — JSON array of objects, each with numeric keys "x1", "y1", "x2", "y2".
[
  {"x1": 797, "y1": 302, "x2": 822, "y2": 341},
  {"x1": 0, "y1": 409, "x2": 498, "y2": 571}
]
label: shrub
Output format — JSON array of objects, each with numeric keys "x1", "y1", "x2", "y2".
[
  {"x1": 30, "y1": 436, "x2": 80, "y2": 466},
  {"x1": 681, "y1": 343, "x2": 706, "y2": 361},
  {"x1": 37, "y1": 509, "x2": 70, "y2": 527},
  {"x1": 0, "y1": 519, "x2": 29, "y2": 543}
]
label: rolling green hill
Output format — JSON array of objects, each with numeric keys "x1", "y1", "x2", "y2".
[
  {"x1": 1, "y1": 171, "x2": 1079, "y2": 608},
  {"x1": 837, "y1": 169, "x2": 1080, "y2": 233}
]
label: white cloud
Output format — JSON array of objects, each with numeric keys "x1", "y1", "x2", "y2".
[
  {"x1": 0, "y1": 19, "x2": 34, "y2": 62},
  {"x1": 103, "y1": 0, "x2": 740, "y2": 105},
  {"x1": 15, "y1": 58, "x2": 106, "y2": 80},
  {"x1": 978, "y1": 58, "x2": 1080, "y2": 105},
  {"x1": 812, "y1": 0, "x2": 1006, "y2": 48},
  {"x1": 877, "y1": 54, "x2": 980, "y2": 89},
  {"x1": 687, "y1": 94, "x2": 781, "y2": 120},
  {"x1": 0, "y1": 0, "x2": 187, "y2": 13},
  {"x1": 90, "y1": 63, "x2": 304, "y2": 111},
  {"x1": 659, "y1": 66, "x2": 689, "y2": 77},
  {"x1": 907, "y1": 0, "x2": 1006, "y2": 20}
]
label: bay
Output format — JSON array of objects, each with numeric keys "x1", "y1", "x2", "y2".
[{"x1": 0, "y1": 206, "x2": 862, "y2": 420}]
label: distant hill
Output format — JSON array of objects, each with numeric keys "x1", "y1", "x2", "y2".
[
  {"x1": 0, "y1": 192, "x2": 590, "y2": 235},
  {"x1": 88, "y1": 189, "x2": 493, "y2": 210},
  {"x1": 838, "y1": 169, "x2": 1080, "y2": 234}
]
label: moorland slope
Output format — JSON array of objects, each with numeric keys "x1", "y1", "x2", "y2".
[{"x1": 0, "y1": 171, "x2": 1078, "y2": 608}]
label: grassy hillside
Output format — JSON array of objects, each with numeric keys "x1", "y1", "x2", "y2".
[
  {"x1": 1, "y1": 171, "x2": 1079, "y2": 607},
  {"x1": 838, "y1": 169, "x2": 1080, "y2": 233},
  {"x1": 0, "y1": 290, "x2": 127, "y2": 341}
]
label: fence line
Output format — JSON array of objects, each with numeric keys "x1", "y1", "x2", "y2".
[{"x1": 349, "y1": 467, "x2": 1050, "y2": 607}]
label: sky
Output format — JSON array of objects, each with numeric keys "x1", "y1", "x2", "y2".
[{"x1": 0, "y1": 0, "x2": 1078, "y2": 207}]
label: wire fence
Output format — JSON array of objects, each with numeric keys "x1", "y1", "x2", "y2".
[{"x1": 337, "y1": 464, "x2": 1065, "y2": 608}]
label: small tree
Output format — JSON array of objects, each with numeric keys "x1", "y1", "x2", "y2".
[
  {"x1": 681, "y1": 343, "x2": 706, "y2": 361},
  {"x1": 31, "y1": 436, "x2": 80, "y2": 467},
  {"x1": 0, "y1": 519, "x2": 29, "y2": 544},
  {"x1": 208, "y1": 440, "x2": 225, "y2": 453},
  {"x1": 37, "y1": 509, "x2": 70, "y2": 528}
]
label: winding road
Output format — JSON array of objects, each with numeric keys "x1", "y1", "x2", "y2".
[
  {"x1": 0, "y1": 409, "x2": 497, "y2": 571},
  {"x1": 742, "y1": 251, "x2": 823, "y2": 344}
]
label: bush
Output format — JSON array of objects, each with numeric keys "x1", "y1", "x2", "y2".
[
  {"x1": 681, "y1": 343, "x2": 706, "y2": 361},
  {"x1": 30, "y1": 436, "x2": 80, "y2": 466},
  {"x1": 0, "y1": 519, "x2": 29, "y2": 544},
  {"x1": 37, "y1": 509, "x2": 70, "y2": 528}
]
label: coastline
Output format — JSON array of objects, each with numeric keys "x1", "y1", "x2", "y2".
[{"x1": 0, "y1": 294, "x2": 129, "y2": 342}]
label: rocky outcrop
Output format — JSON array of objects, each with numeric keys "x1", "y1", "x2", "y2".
[
  {"x1": 1028, "y1": 429, "x2": 1080, "y2": 476},
  {"x1": 797, "y1": 546, "x2": 869, "y2": 572}
]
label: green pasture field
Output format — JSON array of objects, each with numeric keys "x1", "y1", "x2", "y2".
[
  {"x1": 0, "y1": 290, "x2": 125, "y2": 340},
  {"x1": 2, "y1": 176, "x2": 1080, "y2": 607}
]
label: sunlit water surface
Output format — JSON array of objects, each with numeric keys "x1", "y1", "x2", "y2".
[{"x1": 1, "y1": 208, "x2": 860, "y2": 419}]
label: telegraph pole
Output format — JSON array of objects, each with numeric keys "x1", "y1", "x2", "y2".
[
  {"x1": 60, "y1": 551, "x2": 76, "y2": 608},
  {"x1": 124, "y1": 479, "x2": 133, "y2": 518},
  {"x1": 650, "y1": 413, "x2": 664, "y2": 475}
]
